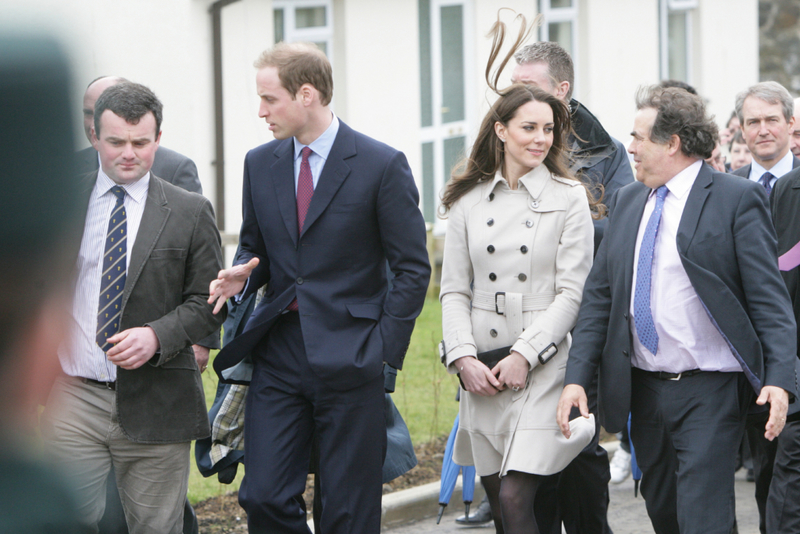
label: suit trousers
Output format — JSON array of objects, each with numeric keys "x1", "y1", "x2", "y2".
[
  {"x1": 42, "y1": 377, "x2": 190, "y2": 534},
  {"x1": 239, "y1": 312, "x2": 386, "y2": 534},
  {"x1": 534, "y1": 373, "x2": 613, "y2": 534},
  {"x1": 766, "y1": 419, "x2": 800, "y2": 534},
  {"x1": 745, "y1": 411, "x2": 775, "y2": 534},
  {"x1": 629, "y1": 369, "x2": 751, "y2": 534}
]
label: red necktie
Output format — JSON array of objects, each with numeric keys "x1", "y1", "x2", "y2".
[
  {"x1": 288, "y1": 146, "x2": 314, "y2": 312},
  {"x1": 297, "y1": 146, "x2": 314, "y2": 233}
]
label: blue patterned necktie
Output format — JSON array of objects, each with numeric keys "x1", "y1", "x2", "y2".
[
  {"x1": 96, "y1": 186, "x2": 127, "y2": 352},
  {"x1": 759, "y1": 172, "x2": 774, "y2": 196},
  {"x1": 634, "y1": 185, "x2": 668, "y2": 355}
]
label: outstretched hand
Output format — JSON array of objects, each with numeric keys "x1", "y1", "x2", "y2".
[{"x1": 208, "y1": 258, "x2": 260, "y2": 314}]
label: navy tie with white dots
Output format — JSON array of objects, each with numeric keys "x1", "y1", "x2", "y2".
[
  {"x1": 96, "y1": 186, "x2": 127, "y2": 351},
  {"x1": 634, "y1": 185, "x2": 668, "y2": 356}
]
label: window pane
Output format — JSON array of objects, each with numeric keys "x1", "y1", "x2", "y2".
[
  {"x1": 668, "y1": 12, "x2": 688, "y2": 81},
  {"x1": 444, "y1": 136, "x2": 466, "y2": 188},
  {"x1": 422, "y1": 142, "x2": 435, "y2": 221},
  {"x1": 548, "y1": 22, "x2": 572, "y2": 55},
  {"x1": 440, "y1": 5, "x2": 465, "y2": 124},
  {"x1": 274, "y1": 8, "x2": 284, "y2": 43},
  {"x1": 419, "y1": 0, "x2": 432, "y2": 127},
  {"x1": 296, "y1": 7, "x2": 326, "y2": 28},
  {"x1": 550, "y1": 0, "x2": 573, "y2": 7}
]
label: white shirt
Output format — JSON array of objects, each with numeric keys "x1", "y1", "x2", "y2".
[
  {"x1": 749, "y1": 150, "x2": 795, "y2": 186},
  {"x1": 292, "y1": 113, "x2": 339, "y2": 191},
  {"x1": 629, "y1": 160, "x2": 741, "y2": 373},
  {"x1": 59, "y1": 169, "x2": 151, "y2": 381}
]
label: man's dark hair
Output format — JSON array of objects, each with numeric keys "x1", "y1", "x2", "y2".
[
  {"x1": 636, "y1": 85, "x2": 717, "y2": 160},
  {"x1": 513, "y1": 41, "x2": 575, "y2": 100},
  {"x1": 94, "y1": 82, "x2": 163, "y2": 137},
  {"x1": 658, "y1": 79, "x2": 698, "y2": 95}
]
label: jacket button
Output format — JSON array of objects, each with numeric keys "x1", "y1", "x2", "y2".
[
  {"x1": 623, "y1": 350, "x2": 629, "y2": 357},
  {"x1": 490, "y1": 329, "x2": 498, "y2": 338},
  {"x1": 526, "y1": 220, "x2": 533, "y2": 228},
  {"x1": 487, "y1": 245, "x2": 495, "y2": 253},
  {"x1": 487, "y1": 218, "x2": 494, "y2": 226},
  {"x1": 489, "y1": 193, "x2": 495, "y2": 201},
  {"x1": 489, "y1": 273, "x2": 497, "y2": 281},
  {"x1": 521, "y1": 245, "x2": 528, "y2": 253},
  {"x1": 518, "y1": 273, "x2": 527, "y2": 282},
  {"x1": 296, "y1": 277, "x2": 304, "y2": 285}
]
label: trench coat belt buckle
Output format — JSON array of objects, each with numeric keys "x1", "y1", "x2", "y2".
[{"x1": 471, "y1": 289, "x2": 556, "y2": 315}]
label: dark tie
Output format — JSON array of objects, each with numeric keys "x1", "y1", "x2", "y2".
[
  {"x1": 759, "y1": 172, "x2": 774, "y2": 196},
  {"x1": 634, "y1": 185, "x2": 668, "y2": 356},
  {"x1": 288, "y1": 147, "x2": 314, "y2": 312},
  {"x1": 97, "y1": 186, "x2": 127, "y2": 351}
]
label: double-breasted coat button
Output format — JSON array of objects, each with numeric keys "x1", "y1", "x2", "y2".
[
  {"x1": 489, "y1": 193, "x2": 495, "y2": 201},
  {"x1": 526, "y1": 220, "x2": 533, "y2": 228},
  {"x1": 487, "y1": 245, "x2": 495, "y2": 253},
  {"x1": 518, "y1": 273, "x2": 527, "y2": 282},
  {"x1": 487, "y1": 218, "x2": 494, "y2": 226},
  {"x1": 489, "y1": 273, "x2": 497, "y2": 281},
  {"x1": 531, "y1": 200, "x2": 539, "y2": 209},
  {"x1": 296, "y1": 277, "x2": 304, "y2": 284},
  {"x1": 490, "y1": 329, "x2": 498, "y2": 337},
  {"x1": 521, "y1": 245, "x2": 528, "y2": 253}
]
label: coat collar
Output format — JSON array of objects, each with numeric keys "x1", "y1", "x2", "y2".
[
  {"x1": 484, "y1": 164, "x2": 552, "y2": 201},
  {"x1": 676, "y1": 162, "x2": 713, "y2": 254}
]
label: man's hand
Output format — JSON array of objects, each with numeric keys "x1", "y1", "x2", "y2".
[
  {"x1": 456, "y1": 356, "x2": 502, "y2": 396},
  {"x1": 193, "y1": 345, "x2": 210, "y2": 373},
  {"x1": 208, "y1": 258, "x2": 259, "y2": 314},
  {"x1": 557, "y1": 384, "x2": 589, "y2": 438},
  {"x1": 107, "y1": 327, "x2": 160, "y2": 370},
  {"x1": 757, "y1": 385, "x2": 790, "y2": 441},
  {"x1": 493, "y1": 351, "x2": 529, "y2": 392}
]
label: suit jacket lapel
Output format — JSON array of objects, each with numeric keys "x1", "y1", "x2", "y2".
[
  {"x1": 270, "y1": 140, "x2": 299, "y2": 247},
  {"x1": 122, "y1": 177, "x2": 170, "y2": 312},
  {"x1": 300, "y1": 122, "x2": 354, "y2": 237},
  {"x1": 621, "y1": 186, "x2": 650, "y2": 311},
  {"x1": 676, "y1": 164, "x2": 712, "y2": 254}
]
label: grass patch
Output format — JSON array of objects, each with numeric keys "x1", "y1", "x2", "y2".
[{"x1": 187, "y1": 296, "x2": 456, "y2": 504}]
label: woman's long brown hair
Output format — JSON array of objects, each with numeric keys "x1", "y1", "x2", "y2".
[{"x1": 440, "y1": 10, "x2": 604, "y2": 219}]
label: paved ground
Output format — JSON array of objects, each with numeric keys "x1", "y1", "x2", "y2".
[{"x1": 387, "y1": 468, "x2": 760, "y2": 533}]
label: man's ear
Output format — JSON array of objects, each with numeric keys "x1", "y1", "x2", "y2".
[
  {"x1": 556, "y1": 80, "x2": 570, "y2": 100},
  {"x1": 155, "y1": 130, "x2": 162, "y2": 148},
  {"x1": 667, "y1": 134, "x2": 682, "y2": 156},
  {"x1": 91, "y1": 126, "x2": 99, "y2": 149},
  {"x1": 298, "y1": 83, "x2": 316, "y2": 106}
]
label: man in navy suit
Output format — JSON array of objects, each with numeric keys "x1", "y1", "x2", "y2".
[
  {"x1": 557, "y1": 86, "x2": 796, "y2": 534},
  {"x1": 209, "y1": 42, "x2": 430, "y2": 534}
]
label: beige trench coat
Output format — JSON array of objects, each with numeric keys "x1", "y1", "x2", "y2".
[{"x1": 440, "y1": 165, "x2": 595, "y2": 476}]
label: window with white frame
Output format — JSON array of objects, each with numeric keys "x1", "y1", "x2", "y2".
[
  {"x1": 273, "y1": 0, "x2": 333, "y2": 59},
  {"x1": 538, "y1": 0, "x2": 578, "y2": 97},
  {"x1": 660, "y1": 0, "x2": 697, "y2": 83}
]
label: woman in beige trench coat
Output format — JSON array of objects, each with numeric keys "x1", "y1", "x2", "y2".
[{"x1": 439, "y1": 81, "x2": 599, "y2": 534}]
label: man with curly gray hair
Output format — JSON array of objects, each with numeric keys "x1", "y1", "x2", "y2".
[{"x1": 559, "y1": 85, "x2": 796, "y2": 534}]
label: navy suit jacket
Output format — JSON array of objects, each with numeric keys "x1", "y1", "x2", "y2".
[
  {"x1": 565, "y1": 163, "x2": 797, "y2": 432},
  {"x1": 215, "y1": 120, "x2": 430, "y2": 391}
]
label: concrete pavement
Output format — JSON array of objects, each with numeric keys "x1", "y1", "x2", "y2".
[{"x1": 383, "y1": 455, "x2": 761, "y2": 533}]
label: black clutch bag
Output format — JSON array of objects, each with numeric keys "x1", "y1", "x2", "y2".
[{"x1": 439, "y1": 341, "x2": 559, "y2": 391}]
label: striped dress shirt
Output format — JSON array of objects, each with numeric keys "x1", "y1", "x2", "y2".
[{"x1": 59, "y1": 169, "x2": 150, "y2": 382}]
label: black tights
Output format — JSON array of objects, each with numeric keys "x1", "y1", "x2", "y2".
[{"x1": 482, "y1": 471, "x2": 542, "y2": 534}]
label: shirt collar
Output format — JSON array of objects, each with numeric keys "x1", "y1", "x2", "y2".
[
  {"x1": 294, "y1": 112, "x2": 339, "y2": 161},
  {"x1": 660, "y1": 159, "x2": 702, "y2": 200},
  {"x1": 94, "y1": 166, "x2": 150, "y2": 205},
  {"x1": 751, "y1": 150, "x2": 794, "y2": 180}
]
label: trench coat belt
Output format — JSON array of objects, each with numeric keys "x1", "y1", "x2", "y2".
[{"x1": 472, "y1": 289, "x2": 556, "y2": 314}]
